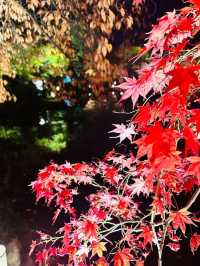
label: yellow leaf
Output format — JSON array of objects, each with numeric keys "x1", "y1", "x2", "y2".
[{"x1": 92, "y1": 242, "x2": 107, "y2": 257}]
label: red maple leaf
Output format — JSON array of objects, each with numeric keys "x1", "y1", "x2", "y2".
[
  {"x1": 168, "y1": 64, "x2": 200, "y2": 97},
  {"x1": 96, "y1": 256, "x2": 108, "y2": 266},
  {"x1": 152, "y1": 198, "x2": 164, "y2": 215},
  {"x1": 182, "y1": 127, "x2": 200, "y2": 156},
  {"x1": 144, "y1": 11, "x2": 178, "y2": 55},
  {"x1": 114, "y1": 249, "x2": 132, "y2": 266},
  {"x1": 157, "y1": 93, "x2": 188, "y2": 124},
  {"x1": 190, "y1": 233, "x2": 200, "y2": 253},
  {"x1": 133, "y1": 103, "x2": 152, "y2": 130},
  {"x1": 83, "y1": 220, "x2": 97, "y2": 238},
  {"x1": 104, "y1": 166, "x2": 119, "y2": 184},
  {"x1": 92, "y1": 207, "x2": 107, "y2": 221},
  {"x1": 35, "y1": 250, "x2": 48, "y2": 264},
  {"x1": 48, "y1": 247, "x2": 57, "y2": 257},
  {"x1": 117, "y1": 63, "x2": 166, "y2": 108},
  {"x1": 170, "y1": 209, "x2": 194, "y2": 234},
  {"x1": 139, "y1": 225, "x2": 153, "y2": 247},
  {"x1": 135, "y1": 122, "x2": 179, "y2": 163}
]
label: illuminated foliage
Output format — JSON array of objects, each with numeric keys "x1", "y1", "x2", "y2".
[
  {"x1": 0, "y1": 0, "x2": 146, "y2": 102},
  {"x1": 11, "y1": 44, "x2": 70, "y2": 80}
]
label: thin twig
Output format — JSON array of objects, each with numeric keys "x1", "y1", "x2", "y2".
[{"x1": 183, "y1": 187, "x2": 200, "y2": 211}]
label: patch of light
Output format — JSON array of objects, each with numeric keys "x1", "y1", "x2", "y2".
[
  {"x1": 39, "y1": 117, "x2": 46, "y2": 126},
  {"x1": 50, "y1": 91, "x2": 56, "y2": 98},
  {"x1": 32, "y1": 80, "x2": 43, "y2": 91}
]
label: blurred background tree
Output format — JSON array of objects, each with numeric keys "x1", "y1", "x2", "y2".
[{"x1": 0, "y1": 0, "x2": 152, "y2": 103}]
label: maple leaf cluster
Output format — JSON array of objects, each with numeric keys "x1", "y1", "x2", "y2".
[{"x1": 31, "y1": 1, "x2": 200, "y2": 265}]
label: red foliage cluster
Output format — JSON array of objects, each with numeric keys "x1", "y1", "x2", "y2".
[{"x1": 31, "y1": 1, "x2": 200, "y2": 265}]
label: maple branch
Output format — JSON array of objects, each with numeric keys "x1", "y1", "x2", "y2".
[
  {"x1": 183, "y1": 187, "x2": 200, "y2": 211},
  {"x1": 151, "y1": 213, "x2": 163, "y2": 266},
  {"x1": 150, "y1": 182, "x2": 164, "y2": 266}
]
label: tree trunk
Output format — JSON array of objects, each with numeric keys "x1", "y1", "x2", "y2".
[{"x1": 158, "y1": 257, "x2": 162, "y2": 266}]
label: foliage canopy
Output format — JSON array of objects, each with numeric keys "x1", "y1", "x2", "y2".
[{"x1": 0, "y1": 0, "x2": 146, "y2": 102}]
